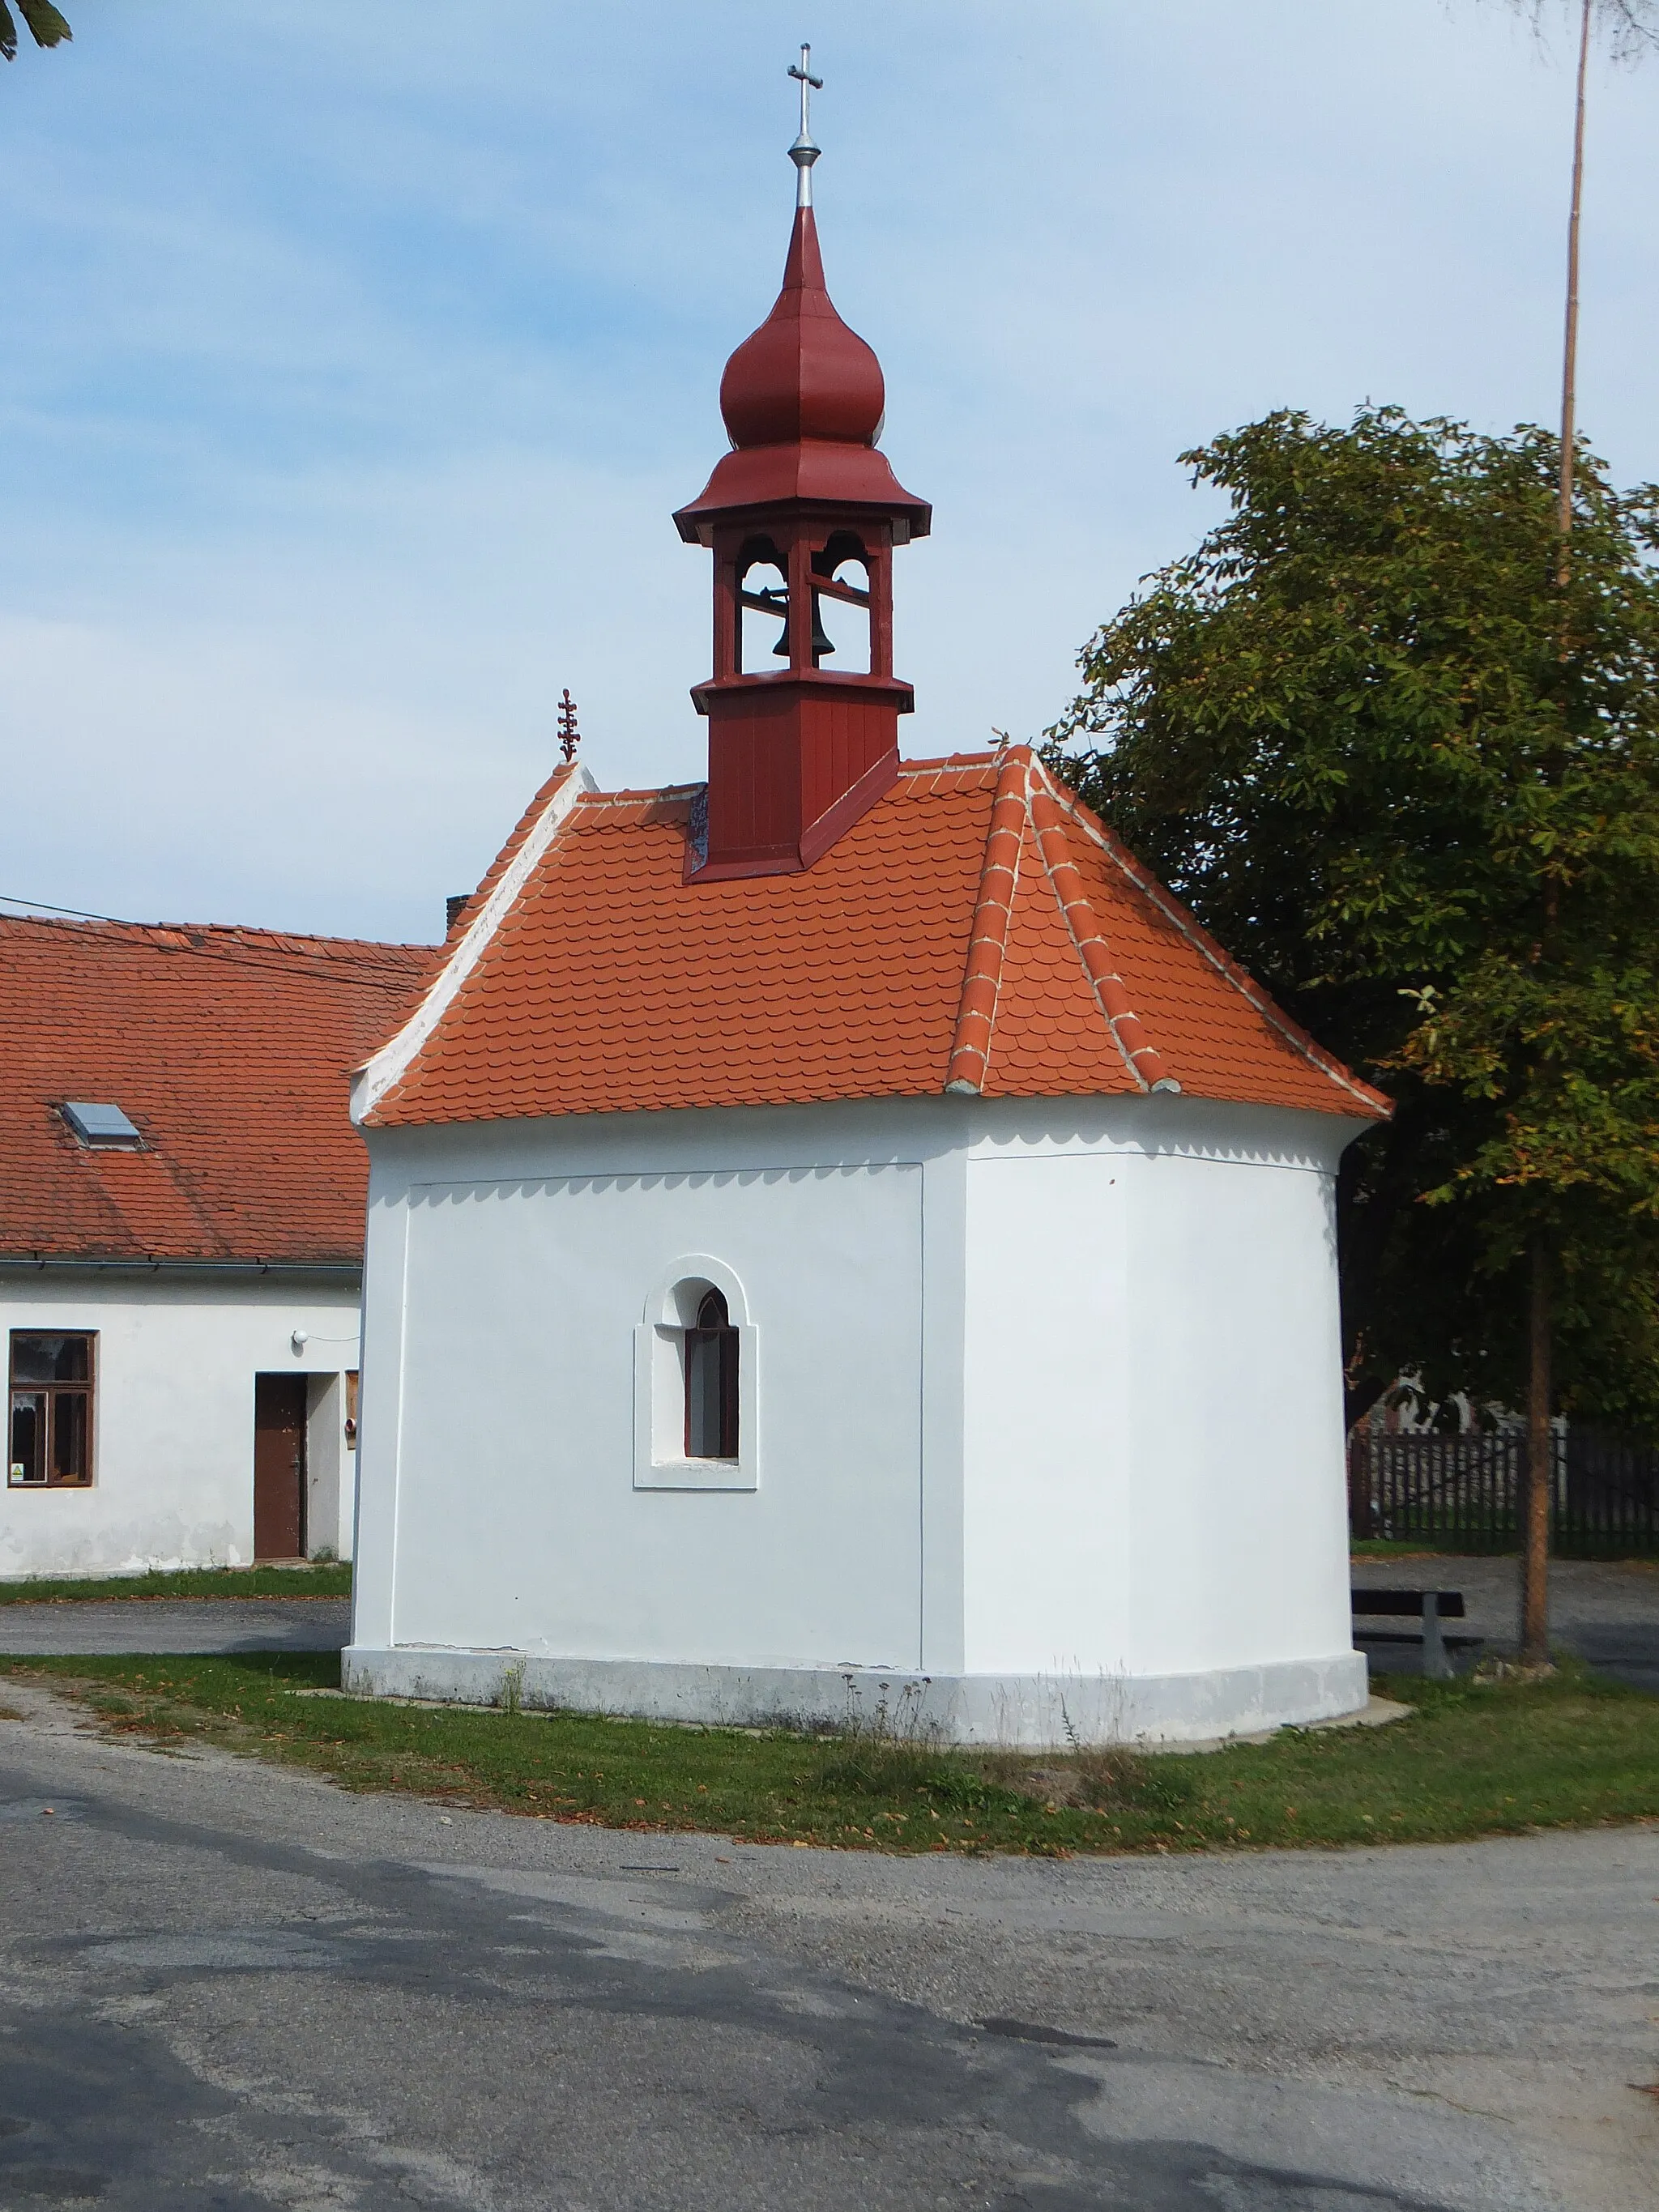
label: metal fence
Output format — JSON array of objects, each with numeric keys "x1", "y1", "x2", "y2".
[{"x1": 1348, "y1": 1426, "x2": 1659, "y2": 1554}]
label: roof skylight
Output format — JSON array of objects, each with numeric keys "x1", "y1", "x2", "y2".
[{"x1": 62, "y1": 1101, "x2": 143, "y2": 1150}]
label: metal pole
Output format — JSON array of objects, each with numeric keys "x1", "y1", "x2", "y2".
[{"x1": 1556, "y1": 0, "x2": 1593, "y2": 586}]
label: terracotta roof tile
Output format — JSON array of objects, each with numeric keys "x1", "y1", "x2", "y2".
[
  {"x1": 365, "y1": 748, "x2": 1388, "y2": 1128},
  {"x1": 0, "y1": 916, "x2": 436, "y2": 1263}
]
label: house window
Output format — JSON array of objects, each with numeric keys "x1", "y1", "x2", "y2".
[
  {"x1": 684, "y1": 1289, "x2": 739, "y2": 1460},
  {"x1": 8, "y1": 1332, "x2": 95, "y2": 1488}
]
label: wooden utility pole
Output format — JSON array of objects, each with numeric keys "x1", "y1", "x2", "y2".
[
  {"x1": 1521, "y1": 1243, "x2": 1553, "y2": 1662},
  {"x1": 1555, "y1": 0, "x2": 1594, "y2": 583}
]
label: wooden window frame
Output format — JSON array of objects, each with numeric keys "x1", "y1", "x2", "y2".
[{"x1": 8, "y1": 1329, "x2": 96, "y2": 1490}]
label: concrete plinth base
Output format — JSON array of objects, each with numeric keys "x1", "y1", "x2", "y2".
[{"x1": 340, "y1": 1645, "x2": 1369, "y2": 1748}]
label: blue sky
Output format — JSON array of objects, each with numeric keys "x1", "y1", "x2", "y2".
[{"x1": 2, "y1": 2, "x2": 1656, "y2": 944}]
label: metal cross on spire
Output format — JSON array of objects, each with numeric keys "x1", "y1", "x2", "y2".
[{"x1": 787, "y1": 43, "x2": 822, "y2": 207}]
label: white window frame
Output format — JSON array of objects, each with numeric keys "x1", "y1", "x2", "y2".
[{"x1": 633, "y1": 1255, "x2": 759, "y2": 1491}]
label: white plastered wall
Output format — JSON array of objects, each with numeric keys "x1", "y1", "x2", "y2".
[
  {"x1": 0, "y1": 1274, "x2": 361, "y2": 1576},
  {"x1": 352, "y1": 1093, "x2": 1367, "y2": 1737},
  {"x1": 1125, "y1": 1136, "x2": 1354, "y2": 1674},
  {"x1": 351, "y1": 1100, "x2": 978, "y2": 1669},
  {"x1": 960, "y1": 1147, "x2": 1133, "y2": 1678},
  {"x1": 959, "y1": 1103, "x2": 1359, "y2": 1682},
  {"x1": 366, "y1": 1155, "x2": 924, "y2": 1669}
]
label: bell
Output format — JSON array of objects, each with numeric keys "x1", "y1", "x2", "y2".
[{"x1": 766, "y1": 590, "x2": 835, "y2": 661}]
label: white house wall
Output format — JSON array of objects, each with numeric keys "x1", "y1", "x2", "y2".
[{"x1": 0, "y1": 1275, "x2": 361, "y2": 1577}]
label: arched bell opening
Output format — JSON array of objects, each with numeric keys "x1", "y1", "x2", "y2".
[
  {"x1": 810, "y1": 529, "x2": 872, "y2": 676},
  {"x1": 736, "y1": 536, "x2": 788, "y2": 675}
]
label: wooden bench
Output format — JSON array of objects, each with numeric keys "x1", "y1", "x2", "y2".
[{"x1": 1351, "y1": 1588, "x2": 1482, "y2": 1681}]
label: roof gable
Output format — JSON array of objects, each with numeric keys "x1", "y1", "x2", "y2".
[{"x1": 358, "y1": 748, "x2": 1388, "y2": 1131}]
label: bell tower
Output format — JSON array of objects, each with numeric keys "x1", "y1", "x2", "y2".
[{"x1": 673, "y1": 49, "x2": 931, "y2": 880}]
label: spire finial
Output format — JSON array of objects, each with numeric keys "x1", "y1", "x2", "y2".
[
  {"x1": 557, "y1": 688, "x2": 580, "y2": 763},
  {"x1": 787, "y1": 43, "x2": 822, "y2": 208}
]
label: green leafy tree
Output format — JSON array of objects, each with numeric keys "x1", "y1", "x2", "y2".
[
  {"x1": 1045, "y1": 407, "x2": 1659, "y2": 1652},
  {"x1": 1479, "y1": 1, "x2": 1659, "y2": 1651},
  {"x1": 0, "y1": 0, "x2": 70, "y2": 63}
]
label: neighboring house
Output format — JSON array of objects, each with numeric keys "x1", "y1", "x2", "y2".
[
  {"x1": 1, "y1": 914, "x2": 432, "y2": 1576},
  {"x1": 343, "y1": 149, "x2": 1390, "y2": 1745}
]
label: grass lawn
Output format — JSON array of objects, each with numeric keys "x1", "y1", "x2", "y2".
[
  {"x1": 3, "y1": 1649, "x2": 1654, "y2": 1856},
  {"x1": 0, "y1": 1564, "x2": 352, "y2": 1605},
  {"x1": 1350, "y1": 1540, "x2": 1483, "y2": 1561}
]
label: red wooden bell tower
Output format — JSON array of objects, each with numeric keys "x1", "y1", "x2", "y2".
[{"x1": 673, "y1": 50, "x2": 931, "y2": 880}]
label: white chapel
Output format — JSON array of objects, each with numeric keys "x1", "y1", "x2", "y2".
[{"x1": 343, "y1": 98, "x2": 1386, "y2": 1745}]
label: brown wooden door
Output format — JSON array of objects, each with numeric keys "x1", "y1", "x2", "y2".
[{"x1": 254, "y1": 1375, "x2": 307, "y2": 1560}]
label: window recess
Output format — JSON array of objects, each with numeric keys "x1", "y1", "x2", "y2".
[
  {"x1": 633, "y1": 1263, "x2": 759, "y2": 1492},
  {"x1": 683, "y1": 1289, "x2": 740, "y2": 1460},
  {"x1": 9, "y1": 1332, "x2": 95, "y2": 1487}
]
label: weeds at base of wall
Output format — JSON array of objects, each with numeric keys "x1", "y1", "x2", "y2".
[{"x1": 804, "y1": 1674, "x2": 1196, "y2": 1820}]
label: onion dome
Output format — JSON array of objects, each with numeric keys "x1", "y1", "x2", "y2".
[
  {"x1": 719, "y1": 208, "x2": 885, "y2": 449},
  {"x1": 674, "y1": 201, "x2": 929, "y2": 543}
]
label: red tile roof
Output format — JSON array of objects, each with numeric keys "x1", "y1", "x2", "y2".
[
  {"x1": 365, "y1": 748, "x2": 1387, "y2": 1129},
  {"x1": 0, "y1": 917, "x2": 435, "y2": 1264}
]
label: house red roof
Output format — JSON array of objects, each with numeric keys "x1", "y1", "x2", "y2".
[
  {"x1": 364, "y1": 747, "x2": 1388, "y2": 1129},
  {"x1": 1, "y1": 916, "x2": 435, "y2": 1264}
]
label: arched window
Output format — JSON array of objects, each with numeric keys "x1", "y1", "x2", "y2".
[
  {"x1": 684, "y1": 1288, "x2": 739, "y2": 1460},
  {"x1": 633, "y1": 1260, "x2": 757, "y2": 1490}
]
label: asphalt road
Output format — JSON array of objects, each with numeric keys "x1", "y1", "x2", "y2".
[
  {"x1": 0, "y1": 1598, "x2": 352, "y2": 1656},
  {"x1": 0, "y1": 1680, "x2": 1651, "y2": 2211},
  {"x1": 0, "y1": 1562, "x2": 1653, "y2": 1689},
  {"x1": 1350, "y1": 1556, "x2": 1659, "y2": 1690}
]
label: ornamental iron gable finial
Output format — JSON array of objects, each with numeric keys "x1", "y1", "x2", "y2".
[{"x1": 557, "y1": 688, "x2": 580, "y2": 763}]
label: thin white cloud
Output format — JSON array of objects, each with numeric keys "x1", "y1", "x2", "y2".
[{"x1": 1, "y1": 0, "x2": 1654, "y2": 939}]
